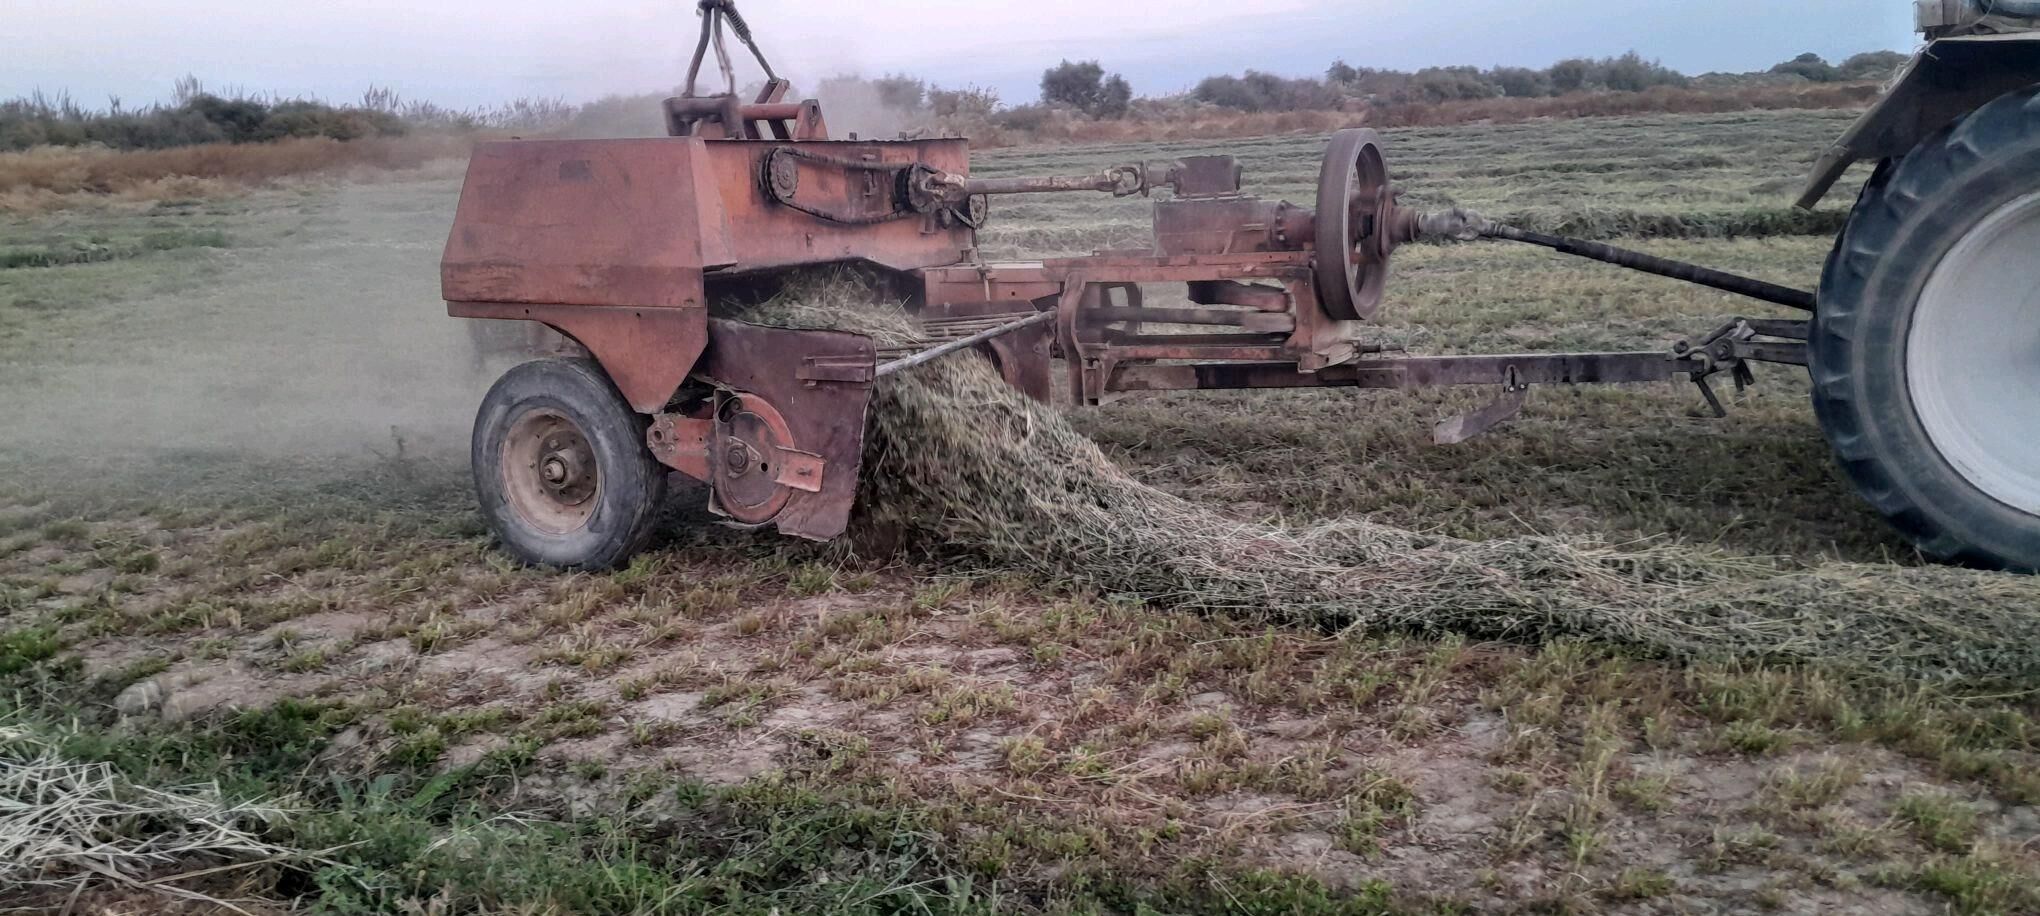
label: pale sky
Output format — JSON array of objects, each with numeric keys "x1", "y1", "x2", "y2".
[{"x1": 2, "y1": 1, "x2": 1917, "y2": 111}]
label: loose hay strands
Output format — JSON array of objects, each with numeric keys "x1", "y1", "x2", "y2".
[
  {"x1": 0, "y1": 724, "x2": 298, "y2": 909},
  {"x1": 728, "y1": 275, "x2": 2040, "y2": 686}
]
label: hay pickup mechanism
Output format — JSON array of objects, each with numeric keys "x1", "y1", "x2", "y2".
[{"x1": 445, "y1": 0, "x2": 2040, "y2": 572}]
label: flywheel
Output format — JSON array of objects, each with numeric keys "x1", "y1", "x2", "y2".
[{"x1": 1314, "y1": 128, "x2": 1396, "y2": 321}]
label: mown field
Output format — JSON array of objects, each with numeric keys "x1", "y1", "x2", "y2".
[{"x1": 2, "y1": 109, "x2": 2037, "y2": 915}]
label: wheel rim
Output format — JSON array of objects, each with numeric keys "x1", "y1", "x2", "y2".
[
  {"x1": 501, "y1": 409, "x2": 601, "y2": 535},
  {"x1": 1907, "y1": 189, "x2": 2040, "y2": 516},
  {"x1": 1314, "y1": 129, "x2": 1392, "y2": 321}
]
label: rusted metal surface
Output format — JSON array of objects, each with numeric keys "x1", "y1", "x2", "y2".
[
  {"x1": 728, "y1": 141, "x2": 976, "y2": 269},
  {"x1": 442, "y1": 139, "x2": 735, "y2": 309},
  {"x1": 449, "y1": 302, "x2": 708, "y2": 414},
  {"x1": 1101, "y1": 352, "x2": 1702, "y2": 395},
  {"x1": 696, "y1": 319, "x2": 875, "y2": 541},
  {"x1": 1153, "y1": 197, "x2": 1313, "y2": 256},
  {"x1": 646, "y1": 413, "x2": 712, "y2": 481},
  {"x1": 666, "y1": 93, "x2": 831, "y2": 141},
  {"x1": 1314, "y1": 128, "x2": 1397, "y2": 321},
  {"x1": 444, "y1": 136, "x2": 972, "y2": 309}
]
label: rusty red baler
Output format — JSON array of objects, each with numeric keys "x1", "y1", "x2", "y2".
[{"x1": 445, "y1": 0, "x2": 1830, "y2": 570}]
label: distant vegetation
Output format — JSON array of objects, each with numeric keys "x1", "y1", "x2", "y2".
[
  {"x1": 0, "y1": 48, "x2": 1905, "y2": 210},
  {"x1": 803, "y1": 49, "x2": 1903, "y2": 144},
  {"x1": 2, "y1": 50, "x2": 1908, "y2": 155},
  {"x1": 0, "y1": 77, "x2": 571, "y2": 154}
]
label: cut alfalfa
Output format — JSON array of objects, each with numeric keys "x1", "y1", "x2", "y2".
[{"x1": 722, "y1": 274, "x2": 2040, "y2": 686}]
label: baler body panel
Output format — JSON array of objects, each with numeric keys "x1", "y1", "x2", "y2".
[{"x1": 442, "y1": 137, "x2": 975, "y2": 312}]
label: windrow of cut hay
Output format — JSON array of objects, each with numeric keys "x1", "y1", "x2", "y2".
[{"x1": 731, "y1": 279, "x2": 2040, "y2": 687}]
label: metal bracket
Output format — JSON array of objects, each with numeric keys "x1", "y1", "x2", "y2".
[
  {"x1": 797, "y1": 354, "x2": 876, "y2": 385},
  {"x1": 1434, "y1": 365, "x2": 1531, "y2": 445},
  {"x1": 1673, "y1": 317, "x2": 1809, "y2": 418},
  {"x1": 772, "y1": 447, "x2": 826, "y2": 493}
]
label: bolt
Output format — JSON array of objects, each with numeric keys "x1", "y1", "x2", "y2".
[
  {"x1": 724, "y1": 442, "x2": 751, "y2": 475},
  {"x1": 542, "y1": 458, "x2": 567, "y2": 484}
]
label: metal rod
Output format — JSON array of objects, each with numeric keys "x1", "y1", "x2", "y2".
[
  {"x1": 875, "y1": 311, "x2": 1055, "y2": 378},
  {"x1": 1483, "y1": 224, "x2": 1817, "y2": 311},
  {"x1": 962, "y1": 168, "x2": 1136, "y2": 197}
]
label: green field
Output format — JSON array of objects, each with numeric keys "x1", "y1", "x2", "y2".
[{"x1": 2, "y1": 110, "x2": 2036, "y2": 914}]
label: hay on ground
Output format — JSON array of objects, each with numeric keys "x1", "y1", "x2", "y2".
[
  {"x1": 0, "y1": 723, "x2": 297, "y2": 905},
  {"x1": 723, "y1": 275, "x2": 2040, "y2": 686}
]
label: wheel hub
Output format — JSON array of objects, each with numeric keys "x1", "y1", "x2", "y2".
[
  {"x1": 1314, "y1": 129, "x2": 1395, "y2": 321},
  {"x1": 502, "y1": 410, "x2": 601, "y2": 535},
  {"x1": 1907, "y1": 189, "x2": 2040, "y2": 516},
  {"x1": 712, "y1": 393, "x2": 799, "y2": 526}
]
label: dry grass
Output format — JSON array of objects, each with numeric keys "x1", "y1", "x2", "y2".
[
  {"x1": 0, "y1": 135, "x2": 476, "y2": 213},
  {"x1": 961, "y1": 83, "x2": 1880, "y2": 148},
  {"x1": 0, "y1": 722, "x2": 298, "y2": 905}
]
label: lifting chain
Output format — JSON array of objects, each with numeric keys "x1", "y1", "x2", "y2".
[
  {"x1": 684, "y1": 0, "x2": 778, "y2": 99},
  {"x1": 761, "y1": 146, "x2": 981, "y2": 228}
]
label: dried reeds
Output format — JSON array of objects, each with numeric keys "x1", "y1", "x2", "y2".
[{"x1": 0, "y1": 723, "x2": 297, "y2": 905}]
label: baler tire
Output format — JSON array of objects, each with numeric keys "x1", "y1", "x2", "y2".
[
  {"x1": 472, "y1": 358, "x2": 667, "y2": 570},
  {"x1": 1812, "y1": 86, "x2": 2040, "y2": 572}
]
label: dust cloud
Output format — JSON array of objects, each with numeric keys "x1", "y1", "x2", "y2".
[
  {"x1": 1, "y1": 77, "x2": 926, "y2": 475},
  {"x1": 3, "y1": 174, "x2": 498, "y2": 468}
]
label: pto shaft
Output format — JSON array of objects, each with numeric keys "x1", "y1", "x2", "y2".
[{"x1": 1480, "y1": 224, "x2": 1817, "y2": 311}]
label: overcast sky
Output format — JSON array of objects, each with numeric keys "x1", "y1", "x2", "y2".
[{"x1": 3, "y1": 1, "x2": 1916, "y2": 111}]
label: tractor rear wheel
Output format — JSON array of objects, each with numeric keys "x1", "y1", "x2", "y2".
[
  {"x1": 1813, "y1": 86, "x2": 2040, "y2": 572},
  {"x1": 472, "y1": 358, "x2": 667, "y2": 570}
]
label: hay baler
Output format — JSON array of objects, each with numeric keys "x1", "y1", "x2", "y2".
[{"x1": 445, "y1": 0, "x2": 2040, "y2": 572}]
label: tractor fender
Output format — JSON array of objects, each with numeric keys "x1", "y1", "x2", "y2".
[{"x1": 1799, "y1": 34, "x2": 2040, "y2": 209}]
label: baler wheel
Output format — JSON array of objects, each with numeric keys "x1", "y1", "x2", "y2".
[
  {"x1": 472, "y1": 358, "x2": 668, "y2": 570},
  {"x1": 1315, "y1": 128, "x2": 1395, "y2": 321}
]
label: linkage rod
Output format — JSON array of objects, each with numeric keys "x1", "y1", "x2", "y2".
[{"x1": 876, "y1": 311, "x2": 1055, "y2": 378}]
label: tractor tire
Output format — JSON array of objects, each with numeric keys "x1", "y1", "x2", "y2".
[
  {"x1": 1813, "y1": 86, "x2": 2040, "y2": 572},
  {"x1": 472, "y1": 358, "x2": 667, "y2": 570}
]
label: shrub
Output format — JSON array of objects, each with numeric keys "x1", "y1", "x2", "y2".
[
  {"x1": 1490, "y1": 66, "x2": 1554, "y2": 99},
  {"x1": 1771, "y1": 52, "x2": 1842, "y2": 83},
  {"x1": 1409, "y1": 66, "x2": 1500, "y2": 103},
  {"x1": 1041, "y1": 60, "x2": 1106, "y2": 109},
  {"x1": 1041, "y1": 60, "x2": 1134, "y2": 118},
  {"x1": 1094, "y1": 75, "x2": 1133, "y2": 119},
  {"x1": 929, "y1": 85, "x2": 999, "y2": 119},
  {"x1": 1602, "y1": 52, "x2": 1688, "y2": 92},
  {"x1": 1839, "y1": 50, "x2": 1910, "y2": 82},
  {"x1": 872, "y1": 74, "x2": 927, "y2": 112},
  {"x1": 992, "y1": 104, "x2": 1054, "y2": 132},
  {"x1": 1194, "y1": 71, "x2": 1340, "y2": 112},
  {"x1": 1550, "y1": 58, "x2": 1596, "y2": 93}
]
